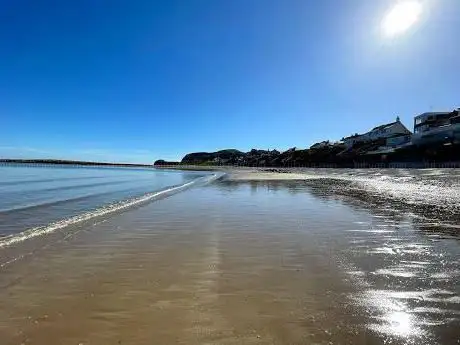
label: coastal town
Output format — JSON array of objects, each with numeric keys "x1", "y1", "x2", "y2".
[
  {"x1": 155, "y1": 107, "x2": 460, "y2": 167},
  {"x1": 326, "y1": 107, "x2": 460, "y2": 155}
]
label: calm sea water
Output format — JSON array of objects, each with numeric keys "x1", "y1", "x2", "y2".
[
  {"x1": 0, "y1": 166, "x2": 459, "y2": 344},
  {"x1": 0, "y1": 165, "x2": 206, "y2": 239}
]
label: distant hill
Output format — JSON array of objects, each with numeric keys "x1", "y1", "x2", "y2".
[
  {"x1": 176, "y1": 146, "x2": 351, "y2": 166},
  {"x1": 153, "y1": 160, "x2": 180, "y2": 166},
  {"x1": 181, "y1": 149, "x2": 245, "y2": 165}
]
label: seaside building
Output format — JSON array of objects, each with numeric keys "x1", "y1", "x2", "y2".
[
  {"x1": 412, "y1": 110, "x2": 460, "y2": 146},
  {"x1": 343, "y1": 117, "x2": 412, "y2": 149},
  {"x1": 343, "y1": 134, "x2": 362, "y2": 148},
  {"x1": 386, "y1": 133, "x2": 412, "y2": 147}
]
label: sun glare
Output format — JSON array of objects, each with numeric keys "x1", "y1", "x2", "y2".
[{"x1": 382, "y1": 1, "x2": 422, "y2": 37}]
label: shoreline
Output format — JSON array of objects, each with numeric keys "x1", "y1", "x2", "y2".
[
  {"x1": 224, "y1": 169, "x2": 312, "y2": 180},
  {"x1": 159, "y1": 165, "x2": 460, "y2": 182}
]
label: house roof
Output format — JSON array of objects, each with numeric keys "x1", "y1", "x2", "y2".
[
  {"x1": 370, "y1": 121, "x2": 398, "y2": 132},
  {"x1": 343, "y1": 119, "x2": 411, "y2": 141},
  {"x1": 415, "y1": 111, "x2": 452, "y2": 119}
]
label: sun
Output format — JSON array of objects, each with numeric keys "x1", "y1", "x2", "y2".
[{"x1": 382, "y1": 1, "x2": 422, "y2": 37}]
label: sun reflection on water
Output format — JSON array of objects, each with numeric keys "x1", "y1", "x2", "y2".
[
  {"x1": 369, "y1": 308, "x2": 425, "y2": 340},
  {"x1": 387, "y1": 311, "x2": 414, "y2": 337},
  {"x1": 361, "y1": 289, "x2": 428, "y2": 340}
]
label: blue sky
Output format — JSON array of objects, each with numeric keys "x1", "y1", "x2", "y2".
[{"x1": 2, "y1": 0, "x2": 459, "y2": 163}]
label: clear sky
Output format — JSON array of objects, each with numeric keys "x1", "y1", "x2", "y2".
[{"x1": 2, "y1": 0, "x2": 459, "y2": 163}]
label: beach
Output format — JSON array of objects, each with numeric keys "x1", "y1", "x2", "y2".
[{"x1": 1, "y1": 166, "x2": 459, "y2": 344}]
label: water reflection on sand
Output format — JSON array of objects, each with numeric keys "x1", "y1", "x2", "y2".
[
  {"x1": 0, "y1": 178, "x2": 459, "y2": 344},
  {"x1": 303, "y1": 179, "x2": 460, "y2": 344}
]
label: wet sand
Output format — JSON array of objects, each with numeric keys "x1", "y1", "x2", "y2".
[
  {"x1": 226, "y1": 171, "x2": 309, "y2": 180},
  {"x1": 1, "y1": 172, "x2": 459, "y2": 344}
]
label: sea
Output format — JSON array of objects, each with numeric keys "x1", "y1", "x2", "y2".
[{"x1": 0, "y1": 164, "x2": 459, "y2": 345}]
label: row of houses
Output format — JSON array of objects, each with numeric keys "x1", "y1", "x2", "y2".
[{"x1": 338, "y1": 108, "x2": 460, "y2": 154}]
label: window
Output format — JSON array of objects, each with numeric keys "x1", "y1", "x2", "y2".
[{"x1": 414, "y1": 125, "x2": 429, "y2": 133}]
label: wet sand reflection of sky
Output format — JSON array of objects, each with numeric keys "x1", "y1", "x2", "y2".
[{"x1": 344, "y1": 214, "x2": 459, "y2": 343}]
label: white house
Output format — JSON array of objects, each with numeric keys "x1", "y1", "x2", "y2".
[
  {"x1": 343, "y1": 117, "x2": 411, "y2": 148},
  {"x1": 386, "y1": 133, "x2": 412, "y2": 147},
  {"x1": 362, "y1": 117, "x2": 411, "y2": 141}
]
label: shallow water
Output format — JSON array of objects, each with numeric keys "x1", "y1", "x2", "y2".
[
  {"x1": 0, "y1": 168, "x2": 459, "y2": 344},
  {"x1": 0, "y1": 165, "x2": 204, "y2": 239}
]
